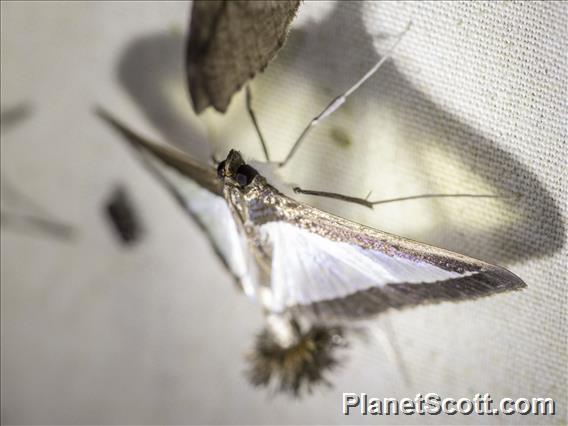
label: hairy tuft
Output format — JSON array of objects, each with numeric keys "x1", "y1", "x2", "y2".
[{"x1": 246, "y1": 320, "x2": 347, "y2": 396}]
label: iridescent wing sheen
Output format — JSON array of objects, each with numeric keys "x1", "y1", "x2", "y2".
[{"x1": 249, "y1": 183, "x2": 526, "y2": 320}]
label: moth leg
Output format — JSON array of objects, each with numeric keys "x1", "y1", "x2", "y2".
[
  {"x1": 293, "y1": 187, "x2": 375, "y2": 208},
  {"x1": 278, "y1": 23, "x2": 412, "y2": 168},
  {"x1": 245, "y1": 85, "x2": 270, "y2": 162},
  {"x1": 293, "y1": 186, "x2": 506, "y2": 209}
]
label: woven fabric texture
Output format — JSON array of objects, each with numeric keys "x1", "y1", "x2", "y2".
[{"x1": 1, "y1": 1, "x2": 566, "y2": 424}]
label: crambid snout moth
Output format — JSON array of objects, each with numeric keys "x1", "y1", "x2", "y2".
[
  {"x1": 97, "y1": 2, "x2": 526, "y2": 394},
  {"x1": 96, "y1": 117, "x2": 526, "y2": 319},
  {"x1": 98, "y1": 102, "x2": 525, "y2": 392}
]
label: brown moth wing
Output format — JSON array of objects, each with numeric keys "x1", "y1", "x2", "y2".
[
  {"x1": 186, "y1": 0, "x2": 301, "y2": 113},
  {"x1": 96, "y1": 108, "x2": 222, "y2": 196},
  {"x1": 244, "y1": 180, "x2": 527, "y2": 320}
]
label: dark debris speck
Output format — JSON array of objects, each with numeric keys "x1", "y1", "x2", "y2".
[{"x1": 105, "y1": 185, "x2": 143, "y2": 245}]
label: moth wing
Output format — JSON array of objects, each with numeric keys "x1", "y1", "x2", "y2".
[
  {"x1": 259, "y1": 202, "x2": 526, "y2": 319},
  {"x1": 186, "y1": 0, "x2": 301, "y2": 113},
  {"x1": 155, "y1": 167, "x2": 260, "y2": 298},
  {"x1": 98, "y1": 109, "x2": 258, "y2": 296},
  {"x1": 97, "y1": 108, "x2": 222, "y2": 196}
]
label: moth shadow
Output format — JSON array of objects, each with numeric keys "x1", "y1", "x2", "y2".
[
  {"x1": 115, "y1": 3, "x2": 564, "y2": 267},
  {"x1": 116, "y1": 32, "x2": 211, "y2": 163},
  {"x1": 268, "y1": 2, "x2": 565, "y2": 266}
]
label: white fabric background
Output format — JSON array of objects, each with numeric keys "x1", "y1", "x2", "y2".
[{"x1": 1, "y1": 1, "x2": 566, "y2": 425}]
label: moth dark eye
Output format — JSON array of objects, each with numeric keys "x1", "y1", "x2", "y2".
[
  {"x1": 217, "y1": 160, "x2": 226, "y2": 179},
  {"x1": 235, "y1": 164, "x2": 258, "y2": 187}
]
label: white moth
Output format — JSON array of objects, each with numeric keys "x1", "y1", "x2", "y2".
[
  {"x1": 98, "y1": 25, "x2": 525, "y2": 322},
  {"x1": 97, "y1": 18, "x2": 526, "y2": 394}
]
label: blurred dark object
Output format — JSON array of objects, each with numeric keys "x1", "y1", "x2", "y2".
[
  {"x1": 1, "y1": 103, "x2": 32, "y2": 133},
  {"x1": 186, "y1": 0, "x2": 300, "y2": 113},
  {"x1": 1, "y1": 170, "x2": 76, "y2": 241},
  {"x1": 105, "y1": 185, "x2": 143, "y2": 245}
]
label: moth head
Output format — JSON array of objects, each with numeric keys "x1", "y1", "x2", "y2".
[{"x1": 217, "y1": 149, "x2": 260, "y2": 190}]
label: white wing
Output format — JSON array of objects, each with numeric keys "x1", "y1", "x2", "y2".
[
  {"x1": 261, "y1": 222, "x2": 465, "y2": 312},
  {"x1": 260, "y1": 221, "x2": 523, "y2": 317},
  {"x1": 153, "y1": 163, "x2": 261, "y2": 299},
  {"x1": 98, "y1": 110, "x2": 260, "y2": 298}
]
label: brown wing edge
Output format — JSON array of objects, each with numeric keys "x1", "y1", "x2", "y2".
[
  {"x1": 95, "y1": 107, "x2": 250, "y2": 291},
  {"x1": 289, "y1": 267, "x2": 526, "y2": 321},
  {"x1": 95, "y1": 107, "x2": 222, "y2": 196}
]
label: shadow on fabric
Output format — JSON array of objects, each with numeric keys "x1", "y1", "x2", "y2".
[{"x1": 115, "y1": 2, "x2": 564, "y2": 267}]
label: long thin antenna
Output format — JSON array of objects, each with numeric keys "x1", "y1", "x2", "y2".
[
  {"x1": 279, "y1": 22, "x2": 412, "y2": 168},
  {"x1": 245, "y1": 86, "x2": 270, "y2": 162},
  {"x1": 293, "y1": 187, "x2": 513, "y2": 209}
]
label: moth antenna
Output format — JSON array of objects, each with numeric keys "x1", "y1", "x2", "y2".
[
  {"x1": 279, "y1": 22, "x2": 412, "y2": 168},
  {"x1": 293, "y1": 186, "x2": 515, "y2": 209},
  {"x1": 245, "y1": 85, "x2": 271, "y2": 162}
]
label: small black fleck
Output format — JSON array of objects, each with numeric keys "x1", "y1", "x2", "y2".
[{"x1": 105, "y1": 185, "x2": 143, "y2": 245}]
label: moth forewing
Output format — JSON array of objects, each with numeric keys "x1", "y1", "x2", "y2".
[
  {"x1": 97, "y1": 109, "x2": 262, "y2": 298},
  {"x1": 96, "y1": 108, "x2": 222, "y2": 196},
  {"x1": 209, "y1": 150, "x2": 526, "y2": 320}
]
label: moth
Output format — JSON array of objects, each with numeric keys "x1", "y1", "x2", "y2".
[
  {"x1": 98, "y1": 94, "x2": 525, "y2": 391},
  {"x1": 99, "y1": 110, "x2": 526, "y2": 319},
  {"x1": 98, "y1": 3, "x2": 526, "y2": 394},
  {"x1": 102, "y1": 19, "x2": 525, "y2": 315}
]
